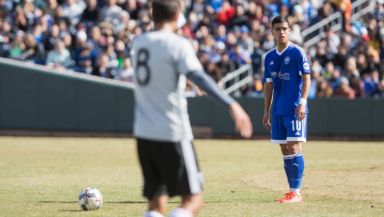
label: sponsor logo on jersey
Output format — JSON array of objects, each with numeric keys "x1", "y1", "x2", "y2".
[
  {"x1": 270, "y1": 71, "x2": 290, "y2": 80},
  {"x1": 284, "y1": 57, "x2": 290, "y2": 64},
  {"x1": 270, "y1": 61, "x2": 274, "y2": 65},
  {"x1": 295, "y1": 131, "x2": 301, "y2": 136},
  {"x1": 278, "y1": 72, "x2": 290, "y2": 80}
]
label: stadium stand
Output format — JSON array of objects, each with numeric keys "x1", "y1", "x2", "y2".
[{"x1": 0, "y1": 0, "x2": 383, "y2": 98}]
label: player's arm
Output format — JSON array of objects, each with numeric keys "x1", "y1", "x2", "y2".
[
  {"x1": 262, "y1": 53, "x2": 272, "y2": 130},
  {"x1": 295, "y1": 74, "x2": 311, "y2": 121},
  {"x1": 187, "y1": 70, "x2": 253, "y2": 138},
  {"x1": 263, "y1": 82, "x2": 273, "y2": 130}
]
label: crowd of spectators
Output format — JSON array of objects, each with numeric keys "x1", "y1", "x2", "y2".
[{"x1": 0, "y1": 0, "x2": 383, "y2": 98}]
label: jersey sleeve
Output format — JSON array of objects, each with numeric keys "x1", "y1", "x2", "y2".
[
  {"x1": 297, "y1": 48, "x2": 311, "y2": 76},
  {"x1": 262, "y1": 54, "x2": 272, "y2": 83},
  {"x1": 176, "y1": 39, "x2": 203, "y2": 75}
]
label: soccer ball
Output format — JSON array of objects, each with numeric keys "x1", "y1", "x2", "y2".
[{"x1": 78, "y1": 187, "x2": 103, "y2": 211}]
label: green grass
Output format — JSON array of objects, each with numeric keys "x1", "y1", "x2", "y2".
[{"x1": 0, "y1": 137, "x2": 383, "y2": 217}]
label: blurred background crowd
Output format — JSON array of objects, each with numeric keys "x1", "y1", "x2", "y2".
[{"x1": 0, "y1": 0, "x2": 383, "y2": 98}]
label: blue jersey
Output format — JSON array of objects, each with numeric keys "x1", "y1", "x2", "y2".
[{"x1": 263, "y1": 42, "x2": 311, "y2": 116}]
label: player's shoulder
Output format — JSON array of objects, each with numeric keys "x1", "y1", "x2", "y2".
[
  {"x1": 165, "y1": 32, "x2": 191, "y2": 47},
  {"x1": 263, "y1": 47, "x2": 277, "y2": 60},
  {"x1": 131, "y1": 32, "x2": 149, "y2": 47},
  {"x1": 134, "y1": 31, "x2": 188, "y2": 48},
  {"x1": 288, "y1": 42, "x2": 307, "y2": 58}
]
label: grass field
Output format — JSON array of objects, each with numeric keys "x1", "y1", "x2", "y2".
[{"x1": 0, "y1": 137, "x2": 383, "y2": 217}]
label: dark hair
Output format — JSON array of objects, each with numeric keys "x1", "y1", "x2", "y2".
[
  {"x1": 151, "y1": 0, "x2": 181, "y2": 23},
  {"x1": 271, "y1": 16, "x2": 290, "y2": 28}
]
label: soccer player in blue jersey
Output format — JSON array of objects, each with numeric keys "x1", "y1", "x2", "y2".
[{"x1": 262, "y1": 16, "x2": 311, "y2": 203}]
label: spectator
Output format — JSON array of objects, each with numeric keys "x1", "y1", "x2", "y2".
[
  {"x1": 73, "y1": 42, "x2": 93, "y2": 74},
  {"x1": 363, "y1": 69, "x2": 381, "y2": 97},
  {"x1": 100, "y1": 0, "x2": 123, "y2": 24},
  {"x1": 250, "y1": 41, "x2": 263, "y2": 75},
  {"x1": 377, "y1": 79, "x2": 384, "y2": 98},
  {"x1": 92, "y1": 53, "x2": 115, "y2": 78},
  {"x1": 0, "y1": 20, "x2": 12, "y2": 46},
  {"x1": 228, "y1": 3, "x2": 248, "y2": 29},
  {"x1": 114, "y1": 57, "x2": 134, "y2": 82},
  {"x1": 81, "y1": 0, "x2": 99, "y2": 26},
  {"x1": 217, "y1": 0, "x2": 235, "y2": 26},
  {"x1": 331, "y1": 0, "x2": 352, "y2": 32},
  {"x1": 229, "y1": 43, "x2": 251, "y2": 68},
  {"x1": 218, "y1": 52, "x2": 236, "y2": 76},
  {"x1": 316, "y1": 77, "x2": 334, "y2": 98},
  {"x1": 245, "y1": 74, "x2": 264, "y2": 98},
  {"x1": 8, "y1": 32, "x2": 25, "y2": 60},
  {"x1": 19, "y1": 33, "x2": 45, "y2": 64},
  {"x1": 328, "y1": 66, "x2": 342, "y2": 91},
  {"x1": 238, "y1": 25, "x2": 254, "y2": 54},
  {"x1": 46, "y1": 39, "x2": 72, "y2": 69},
  {"x1": 344, "y1": 56, "x2": 363, "y2": 97},
  {"x1": 43, "y1": 24, "x2": 61, "y2": 51},
  {"x1": 309, "y1": 60, "x2": 323, "y2": 99},
  {"x1": 60, "y1": 0, "x2": 86, "y2": 26},
  {"x1": 335, "y1": 76, "x2": 355, "y2": 99},
  {"x1": 14, "y1": 6, "x2": 29, "y2": 32}
]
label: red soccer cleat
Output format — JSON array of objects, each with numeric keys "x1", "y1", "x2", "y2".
[{"x1": 275, "y1": 192, "x2": 302, "y2": 203}]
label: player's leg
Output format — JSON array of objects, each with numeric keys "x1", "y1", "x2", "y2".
[
  {"x1": 146, "y1": 195, "x2": 168, "y2": 217},
  {"x1": 169, "y1": 193, "x2": 203, "y2": 217},
  {"x1": 279, "y1": 143, "x2": 293, "y2": 193},
  {"x1": 286, "y1": 141, "x2": 304, "y2": 194},
  {"x1": 167, "y1": 140, "x2": 204, "y2": 217},
  {"x1": 276, "y1": 115, "x2": 307, "y2": 203},
  {"x1": 286, "y1": 115, "x2": 306, "y2": 195},
  {"x1": 271, "y1": 116, "x2": 290, "y2": 187},
  {"x1": 137, "y1": 138, "x2": 168, "y2": 217},
  {"x1": 271, "y1": 115, "x2": 296, "y2": 202}
]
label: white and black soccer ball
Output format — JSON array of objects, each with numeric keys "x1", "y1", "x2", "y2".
[{"x1": 78, "y1": 187, "x2": 103, "y2": 211}]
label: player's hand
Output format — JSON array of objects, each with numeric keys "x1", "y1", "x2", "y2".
[
  {"x1": 262, "y1": 112, "x2": 271, "y2": 130},
  {"x1": 295, "y1": 104, "x2": 306, "y2": 121},
  {"x1": 229, "y1": 103, "x2": 253, "y2": 138}
]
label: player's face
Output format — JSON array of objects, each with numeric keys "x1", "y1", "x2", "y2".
[{"x1": 272, "y1": 22, "x2": 290, "y2": 45}]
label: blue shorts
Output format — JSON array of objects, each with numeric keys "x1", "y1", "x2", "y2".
[{"x1": 271, "y1": 114, "x2": 307, "y2": 144}]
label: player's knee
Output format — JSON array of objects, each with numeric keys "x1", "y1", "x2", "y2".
[{"x1": 287, "y1": 143, "x2": 301, "y2": 154}]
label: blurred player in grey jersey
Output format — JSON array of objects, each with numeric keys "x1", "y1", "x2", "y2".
[{"x1": 131, "y1": 1, "x2": 253, "y2": 217}]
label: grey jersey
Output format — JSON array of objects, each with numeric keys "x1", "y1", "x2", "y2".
[{"x1": 132, "y1": 30, "x2": 203, "y2": 142}]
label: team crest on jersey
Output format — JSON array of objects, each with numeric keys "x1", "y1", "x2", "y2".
[
  {"x1": 284, "y1": 57, "x2": 290, "y2": 64},
  {"x1": 303, "y1": 62, "x2": 310, "y2": 71}
]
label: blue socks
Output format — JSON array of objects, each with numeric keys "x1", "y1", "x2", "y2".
[
  {"x1": 283, "y1": 157, "x2": 293, "y2": 188},
  {"x1": 283, "y1": 153, "x2": 304, "y2": 193}
]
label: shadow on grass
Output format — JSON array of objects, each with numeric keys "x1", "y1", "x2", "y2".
[
  {"x1": 38, "y1": 201, "x2": 77, "y2": 204},
  {"x1": 38, "y1": 201, "x2": 145, "y2": 213},
  {"x1": 38, "y1": 200, "x2": 148, "y2": 204},
  {"x1": 59, "y1": 209, "x2": 83, "y2": 212},
  {"x1": 38, "y1": 200, "x2": 270, "y2": 204}
]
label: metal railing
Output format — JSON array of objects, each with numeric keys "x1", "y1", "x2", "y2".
[
  {"x1": 217, "y1": 64, "x2": 253, "y2": 96},
  {"x1": 302, "y1": 0, "x2": 375, "y2": 48}
]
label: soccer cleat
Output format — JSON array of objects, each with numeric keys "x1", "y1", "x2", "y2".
[{"x1": 275, "y1": 192, "x2": 302, "y2": 203}]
